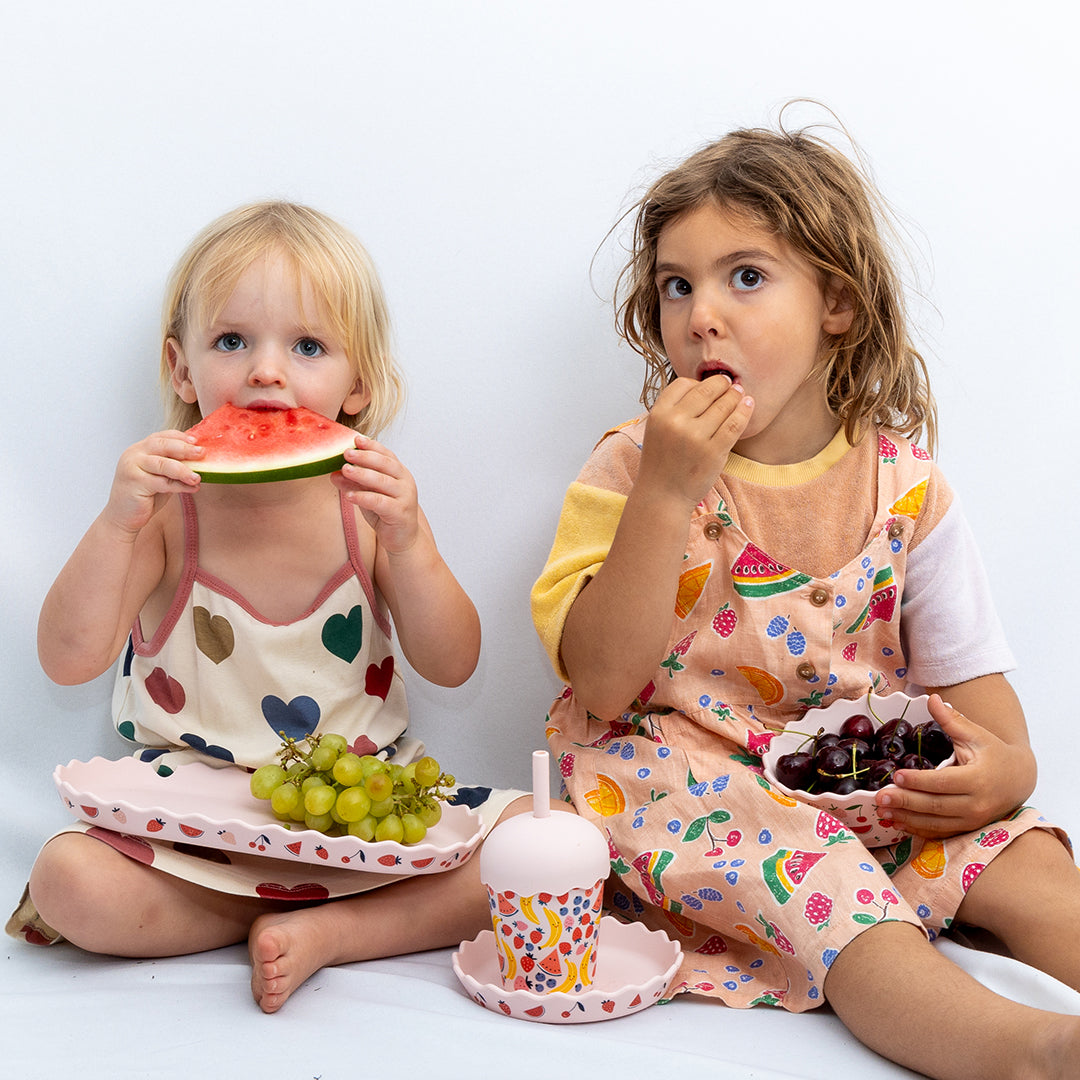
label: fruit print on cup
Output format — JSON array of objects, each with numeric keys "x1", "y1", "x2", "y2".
[{"x1": 488, "y1": 881, "x2": 604, "y2": 994}]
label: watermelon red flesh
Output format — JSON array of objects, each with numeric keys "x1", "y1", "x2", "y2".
[{"x1": 187, "y1": 404, "x2": 359, "y2": 484}]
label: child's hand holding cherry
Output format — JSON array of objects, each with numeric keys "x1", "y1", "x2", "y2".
[{"x1": 875, "y1": 694, "x2": 1036, "y2": 839}]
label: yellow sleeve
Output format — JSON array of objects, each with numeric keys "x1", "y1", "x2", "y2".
[{"x1": 530, "y1": 481, "x2": 627, "y2": 683}]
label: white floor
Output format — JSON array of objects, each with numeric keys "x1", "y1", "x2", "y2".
[{"x1": 7, "y1": 863, "x2": 1080, "y2": 1080}]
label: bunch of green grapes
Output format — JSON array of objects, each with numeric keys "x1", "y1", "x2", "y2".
[{"x1": 249, "y1": 732, "x2": 455, "y2": 845}]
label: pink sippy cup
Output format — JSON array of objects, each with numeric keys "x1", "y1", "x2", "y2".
[{"x1": 479, "y1": 750, "x2": 609, "y2": 994}]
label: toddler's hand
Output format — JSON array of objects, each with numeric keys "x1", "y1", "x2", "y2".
[
  {"x1": 333, "y1": 435, "x2": 419, "y2": 554},
  {"x1": 104, "y1": 430, "x2": 204, "y2": 535},
  {"x1": 638, "y1": 376, "x2": 752, "y2": 509},
  {"x1": 874, "y1": 695, "x2": 1034, "y2": 839}
]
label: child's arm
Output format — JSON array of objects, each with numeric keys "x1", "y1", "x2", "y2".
[
  {"x1": 38, "y1": 431, "x2": 204, "y2": 685},
  {"x1": 874, "y1": 674, "x2": 1037, "y2": 838},
  {"x1": 560, "y1": 376, "x2": 752, "y2": 718},
  {"x1": 334, "y1": 435, "x2": 480, "y2": 687}
]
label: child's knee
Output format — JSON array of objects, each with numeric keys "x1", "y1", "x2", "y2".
[{"x1": 28, "y1": 833, "x2": 112, "y2": 933}]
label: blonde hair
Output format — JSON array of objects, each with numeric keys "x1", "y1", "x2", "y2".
[
  {"x1": 615, "y1": 122, "x2": 937, "y2": 453},
  {"x1": 160, "y1": 201, "x2": 404, "y2": 435}
]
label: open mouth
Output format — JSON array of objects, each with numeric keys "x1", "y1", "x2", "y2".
[{"x1": 700, "y1": 367, "x2": 735, "y2": 382}]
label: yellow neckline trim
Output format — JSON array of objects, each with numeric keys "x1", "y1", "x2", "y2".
[{"x1": 722, "y1": 427, "x2": 853, "y2": 486}]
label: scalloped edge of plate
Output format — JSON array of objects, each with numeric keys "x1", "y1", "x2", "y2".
[
  {"x1": 54, "y1": 756, "x2": 482, "y2": 875},
  {"x1": 452, "y1": 917, "x2": 681, "y2": 1023}
]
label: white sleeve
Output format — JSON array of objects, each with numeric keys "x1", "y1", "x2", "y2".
[{"x1": 900, "y1": 500, "x2": 1016, "y2": 688}]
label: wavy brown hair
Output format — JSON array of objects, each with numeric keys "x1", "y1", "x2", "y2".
[{"x1": 615, "y1": 122, "x2": 937, "y2": 453}]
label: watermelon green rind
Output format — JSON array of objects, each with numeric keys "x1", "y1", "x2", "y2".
[
  {"x1": 193, "y1": 453, "x2": 351, "y2": 484},
  {"x1": 187, "y1": 404, "x2": 359, "y2": 485},
  {"x1": 733, "y1": 574, "x2": 812, "y2": 599}
]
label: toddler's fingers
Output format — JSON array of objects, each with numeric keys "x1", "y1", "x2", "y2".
[{"x1": 139, "y1": 431, "x2": 205, "y2": 462}]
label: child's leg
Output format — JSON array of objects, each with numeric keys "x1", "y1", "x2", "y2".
[
  {"x1": 28, "y1": 832, "x2": 282, "y2": 954},
  {"x1": 952, "y1": 827, "x2": 1080, "y2": 991},
  {"x1": 825, "y1": 920, "x2": 1080, "y2": 1080},
  {"x1": 248, "y1": 794, "x2": 532, "y2": 1013}
]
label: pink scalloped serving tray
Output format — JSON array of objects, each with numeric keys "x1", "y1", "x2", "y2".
[
  {"x1": 453, "y1": 917, "x2": 682, "y2": 1023},
  {"x1": 54, "y1": 756, "x2": 482, "y2": 875}
]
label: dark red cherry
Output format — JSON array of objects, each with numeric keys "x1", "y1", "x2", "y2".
[
  {"x1": 832, "y1": 775, "x2": 861, "y2": 795},
  {"x1": 865, "y1": 759, "x2": 897, "y2": 788},
  {"x1": 815, "y1": 745, "x2": 850, "y2": 778},
  {"x1": 877, "y1": 717, "x2": 914, "y2": 745},
  {"x1": 877, "y1": 733, "x2": 908, "y2": 761},
  {"x1": 840, "y1": 714, "x2": 875, "y2": 741},
  {"x1": 899, "y1": 753, "x2": 932, "y2": 771},
  {"x1": 912, "y1": 721, "x2": 953, "y2": 765},
  {"x1": 837, "y1": 737, "x2": 871, "y2": 763},
  {"x1": 774, "y1": 752, "x2": 814, "y2": 790}
]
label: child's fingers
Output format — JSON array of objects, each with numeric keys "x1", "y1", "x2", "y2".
[{"x1": 342, "y1": 437, "x2": 407, "y2": 480}]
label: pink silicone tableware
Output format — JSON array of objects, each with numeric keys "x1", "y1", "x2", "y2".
[
  {"x1": 54, "y1": 756, "x2": 482, "y2": 875},
  {"x1": 453, "y1": 916, "x2": 681, "y2": 1023},
  {"x1": 479, "y1": 751, "x2": 609, "y2": 993}
]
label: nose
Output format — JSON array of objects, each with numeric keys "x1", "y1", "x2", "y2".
[
  {"x1": 248, "y1": 344, "x2": 288, "y2": 386},
  {"x1": 687, "y1": 289, "x2": 725, "y2": 339}
]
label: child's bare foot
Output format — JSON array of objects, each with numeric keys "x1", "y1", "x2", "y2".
[{"x1": 248, "y1": 908, "x2": 343, "y2": 1013}]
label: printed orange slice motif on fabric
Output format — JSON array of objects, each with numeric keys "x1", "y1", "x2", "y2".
[
  {"x1": 675, "y1": 562, "x2": 712, "y2": 618},
  {"x1": 911, "y1": 839, "x2": 947, "y2": 880},
  {"x1": 583, "y1": 773, "x2": 626, "y2": 817},
  {"x1": 889, "y1": 479, "x2": 928, "y2": 519},
  {"x1": 736, "y1": 666, "x2": 785, "y2": 706}
]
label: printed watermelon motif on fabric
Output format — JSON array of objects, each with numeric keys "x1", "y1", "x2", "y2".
[
  {"x1": 731, "y1": 542, "x2": 812, "y2": 599},
  {"x1": 761, "y1": 849, "x2": 826, "y2": 905},
  {"x1": 846, "y1": 566, "x2": 897, "y2": 634}
]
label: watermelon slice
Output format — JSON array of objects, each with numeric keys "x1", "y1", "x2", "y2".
[{"x1": 187, "y1": 404, "x2": 359, "y2": 484}]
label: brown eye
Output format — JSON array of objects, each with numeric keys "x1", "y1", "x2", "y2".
[
  {"x1": 732, "y1": 268, "x2": 763, "y2": 291},
  {"x1": 662, "y1": 277, "x2": 691, "y2": 299}
]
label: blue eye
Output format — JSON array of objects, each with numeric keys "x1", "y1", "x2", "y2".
[
  {"x1": 214, "y1": 333, "x2": 245, "y2": 352},
  {"x1": 732, "y1": 268, "x2": 763, "y2": 291},
  {"x1": 295, "y1": 338, "x2": 324, "y2": 358},
  {"x1": 662, "y1": 277, "x2": 691, "y2": 299}
]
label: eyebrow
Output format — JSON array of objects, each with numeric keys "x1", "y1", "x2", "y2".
[{"x1": 654, "y1": 248, "x2": 780, "y2": 278}]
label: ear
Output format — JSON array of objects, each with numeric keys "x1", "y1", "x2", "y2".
[
  {"x1": 340, "y1": 378, "x2": 372, "y2": 417},
  {"x1": 167, "y1": 338, "x2": 199, "y2": 405},
  {"x1": 822, "y1": 276, "x2": 855, "y2": 336}
]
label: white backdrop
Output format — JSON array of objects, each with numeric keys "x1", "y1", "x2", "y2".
[{"x1": 3, "y1": 0, "x2": 1077, "y2": 893}]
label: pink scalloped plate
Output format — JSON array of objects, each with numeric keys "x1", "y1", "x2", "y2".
[
  {"x1": 452, "y1": 917, "x2": 681, "y2": 1023},
  {"x1": 54, "y1": 756, "x2": 482, "y2": 875}
]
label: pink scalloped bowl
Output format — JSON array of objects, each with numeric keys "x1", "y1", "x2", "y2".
[
  {"x1": 54, "y1": 756, "x2": 482, "y2": 875},
  {"x1": 760, "y1": 692, "x2": 955, "y2": 848},
  {"x1": 453, "y1": 916, "x2": 681, "y2": 1023}
]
